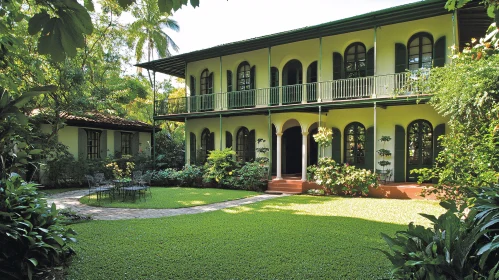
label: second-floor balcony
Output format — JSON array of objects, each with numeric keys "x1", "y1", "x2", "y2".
[{"x1": 155, "y1": 72, "x2": 429, "y2": 117}]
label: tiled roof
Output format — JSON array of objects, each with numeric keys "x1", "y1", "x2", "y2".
[{"x1": 60, "y1": 112, "x2": 156, "y2": 132}]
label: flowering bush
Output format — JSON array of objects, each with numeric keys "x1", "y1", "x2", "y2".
[
  {"x1": 309, "y1": 157, "x2": 378, "y2": 196},
  {"x1": 226, "y1": 162, "x2": 268, "y2": 191},
  {"x1": 105, "y1": 160, "x2": 135, "y2": 179},
  {"x1": 203, "y1": 148, "x2": 238, "y2": 186}
]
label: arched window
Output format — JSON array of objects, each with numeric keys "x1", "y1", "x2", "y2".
[
  {"x1": 236, "y1": 127, "x2": 255, "y2": 162},
  {"x1": 408, "y1": 33, "x2": 433, "y2": 71},
  {"x1": 200, "y1": 69, "x2": 213, "y2": 95},
  {"x1": 201, "y1": 128, "x2": 213, "y2": 161},
  {"x1": 237, "y1": 62, "x2": 251, "y2": 91},
  {"x1": 344, "y1": 43, "x2": 366, "y2": 78},
  {"x1": 407, "y1": 120, "x2": 433, "y2": 168},
  {"x1": 344, "y1": 122, "x2": 366, "y2": 165}
]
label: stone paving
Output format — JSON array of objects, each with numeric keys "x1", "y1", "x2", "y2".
[{"x1": 46, "y1": 190, "x2": 288, "y2": 221}]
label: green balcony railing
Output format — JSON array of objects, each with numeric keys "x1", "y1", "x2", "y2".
[{"x1": 154, "y1": 72, "x2": 427, "y2": 116}]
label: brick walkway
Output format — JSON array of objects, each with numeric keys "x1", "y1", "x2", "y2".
[{"x1": 46, "y1": 190, "x2": 287, "y2": 221}]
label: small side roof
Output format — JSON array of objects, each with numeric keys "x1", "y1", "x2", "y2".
[
  {"x1": 33, "y1": 110, "x2": 157, "y2": 133},
  {"x1": 136, "y1": 0, "x2": 450, "y2": 77}
]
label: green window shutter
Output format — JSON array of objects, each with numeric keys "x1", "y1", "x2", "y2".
[
  {"x1": 209, "y1": 132, "x2": 215, "y2": 151},
  {"x1": 433, "y1": 123, "x2": 445, "y2": 161},
  {"x1": 226, "y1": 70, "x2": 232, "y2": 92},
  {"x1": 190, "y1": 132, "x2": 196, "y2": 164},
  {"x1": 131, "y1": 132, "x2": 140, "y2": 156},
  {"x1": 331, "y1": 127, "x2": 341, "y2": 163},
  {"x1": 248, "y1": 130, "x2": 256, "y2": 161},
  {"x1": 333, "y1": 52, "x2": 343, "y2": 80},
  {"x1": 209, "y1": 73, "x2": 214, "y2": 94},
  {"x1": 100, "y1": 130, "x2": 107, "y2": 159},
  {"x1": 395, "y1": 43, "x2": 407, "y2": 73},
  {"x1": 250, "y1": 66, "x2": 256, "y2": 89},
  {"x1": 365, "y1": 127, "x2": 374, "y2": 171},
  {"x1": 190, "y1": 76, "x2": 196, "y2": 95},
  {"x1": 225, "y1": 131, "x2": 232, "y2": 149},
  {"x1": 366, "y1": 48, "x2": 375, "y2": 76},
  {"x1": 78, "y1": 128, "x2": 87, "y2": 160},
  {"x1": 394, "y1": 125, "x2": 405, "y2": 182},
  {"x1": 114, "y1": 131, "x2": 121, "y2": 156},
  {"x1": 433, "y1": 36, "x2": 446, "y2": 67}
]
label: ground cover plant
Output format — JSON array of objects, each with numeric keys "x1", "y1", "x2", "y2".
[
  {"x1": 65, "y1": 196, "x2": 444, "y2": 279},
  {"x1": 80, "y1": 187, "x2": 260, "y2": 209}
]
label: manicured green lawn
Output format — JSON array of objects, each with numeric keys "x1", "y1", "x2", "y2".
[
  {"x1": 80, "y1": 187, "x2": 260, "y2": 209},
  {"x1": 66, "y1": 195, "x2": 444, "y2": 279}
]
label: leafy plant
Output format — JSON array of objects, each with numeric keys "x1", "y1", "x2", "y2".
[
  {"x1": 176, "y1": 165, "x2": 203, "y2": 187},
  {"x1": 226, "y1": 162, "x2": 268, "y2": 192},
  {"x1": 309, "y1": 157, "x2": 378, "y2": 196},
  {"x1": 255, "y1": 138, "x2": 269, "y2": 165},
  {"x1": 381, "y1": 185, "x2": 499, "y2": 279},
  {"x1": 377, "y1": 136, "x2": 392, "y2": 183},
  {"x1": 313, "y1": 127, "x2": 333, "y2": 157},
  {"x1": 203, "y1": 148, "x2": 238, "y2": 186},
  {"x1": 0, "y1": 175, "x2": 76, "y2": 280}
]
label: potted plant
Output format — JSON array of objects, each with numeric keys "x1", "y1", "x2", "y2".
[{"x1": 377, "y1": 136, "x2": 392, "y2": 184}]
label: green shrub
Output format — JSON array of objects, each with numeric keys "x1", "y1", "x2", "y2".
[
  {"x1": 309, "y1": 157, "x2": 378, "y2": 196},
  {"x1": 203, "y1": 148, "x2": 238, "y2": 186},
  {"x1": 0, "y1": 176, "x2": 76, "y2": 280},
  {"x1": 151, "y1": 168, "x2": 178, "y2": 186},
  {"x1": 381, "y1": 185, "x2": 499, "y2": 279},
  {"x1": 227, "y1": 162, "x2": 268, "y2": 192},
  {"x1": 177, "y1": 165, "x2": 203, "y2": 187}
]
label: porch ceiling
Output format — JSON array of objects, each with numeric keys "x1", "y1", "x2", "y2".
[
  {"x1": 136, "y1": 0, "x2": 452, "y2": 78},
  {"x1": 153, "y1": 96, "x2": 430, "y2": 122}
]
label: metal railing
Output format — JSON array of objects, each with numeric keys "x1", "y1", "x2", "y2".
[{"x1": 154, "y1": 72, "x2": 427, "y2": 116}]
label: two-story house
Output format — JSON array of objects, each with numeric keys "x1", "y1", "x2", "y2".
[{"x1": 138, "y1": 0, "x2": 490, "y2": 193}]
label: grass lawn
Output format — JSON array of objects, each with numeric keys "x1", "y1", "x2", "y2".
[
  {"x1": 80, "y1": 187, "x2": 260, "y2": 209},
  {"x1": 66, "y1": 195, "x2": 444, "y2": 279}
]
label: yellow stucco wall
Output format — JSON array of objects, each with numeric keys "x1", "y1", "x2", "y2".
[
  {"x1": 41, "y1": 124, "x2": 152, "y2": 159},
  {"x1": 185, "y1": 104, "x2": 448, "y2": 180},
  {"x1": 185, "y1": 14, "x2": 454, "y2": 95},
  {"x1": 139, "y1": 132, "x2": 152, "y2": 155}
]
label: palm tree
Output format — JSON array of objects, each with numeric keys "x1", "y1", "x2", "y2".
[{"x1": 128, "y1": 0, "x2": 180, "y2": 64}]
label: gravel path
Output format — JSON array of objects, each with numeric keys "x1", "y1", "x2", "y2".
[{"x1": 46, "y1": 190, "x2": 287, "y2": 221}]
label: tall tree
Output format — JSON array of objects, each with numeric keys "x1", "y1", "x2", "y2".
[{"x1": 128, "y1": 0, "x2": 180, "y2": 65}]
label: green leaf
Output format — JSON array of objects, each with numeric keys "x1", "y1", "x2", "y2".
[
  {"x1": 28, "y1": 258, "x2": 38, "y2": 267},
  {"x1": 158, "y1": 0, "x2": 174, "y2": 13},
  {"x1": 487, "y1": 6, "x2": 496, "y2": 18},
  {"x1": 190, "y1": 0, "x2": 199, "y2": 8},
  {"x1": 118, "y1": 0, "x2": 135, "y2": 9},
  {"x1": 28, "y1": 149, "x2": 43, "y2": 155},
  {"x1": 84, "y1": 0, "x2": 95, "y2": 11},
  {"x1": 28, "y1": 11, "x2": 50, "y2": 35}
]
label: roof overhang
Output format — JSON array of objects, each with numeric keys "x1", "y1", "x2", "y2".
[{"x1": 136, "y1": 0, "x2": 452, "y2": 77}]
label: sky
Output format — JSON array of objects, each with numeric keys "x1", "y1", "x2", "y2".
[{"x1": 165, "y1": 0, "x2": 422, "y2": 55}]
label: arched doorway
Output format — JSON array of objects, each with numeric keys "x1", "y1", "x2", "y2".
[
  {"x1": 407, "y1": 120, "x2": 433, "y2": 182},
  {"x1": 282, "y1": 119, "x2": 302, "y2": 175},
  {"x1": 271, "y1": 124, "x2": 277, "y2": 175},
  {"x1": 306, "y1": 61, "x2": 318, "y2": 102},
  {"x1": 282, "y1": 59, "x2": 303, "y2": 104}
]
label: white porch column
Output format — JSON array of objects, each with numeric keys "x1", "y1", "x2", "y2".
[
  {"x1": 275, "y1": 132, "x2": 283, "y2": 180},
  {"x1": 301, "y1": 131, "x2": 309, "y2": 181}
]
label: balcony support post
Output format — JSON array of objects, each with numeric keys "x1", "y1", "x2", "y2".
[
  {"x1": 318, "y1": 36, "x2": 322, "y2": 102},
  {"x1": 301, "y1": 131, "x2": 309, "y2": 181},
  {"x1": 268, "y1": 47, "x2": 271, "y2": 106},
  {"x1": 219, "y1": 114, "x2": 222, "y2": 150},
  {"x1": 152, "y1": 71, "x2": 157, "y2": 168},
  {"x1": 318, "y1": 105, "x2": 322, "y2": 158},
  {"x1": 219, "y1": 56, "x2": 223, "y2": 110},
  {"x1": 373, "y1": 26, "x2": 378, "y2": 98},
  {"x1": 268, "y1": 110, "x2": 272, "y2": 180},
  {"x1": 373, "y1": 102, "x2": 377, "y2": 175},
  {"x1": 452, "y1": 11, "x2": 457, "y2": 51},
  {"x1": 275, "y1": 132, "x2": 283, "y2": 180},
  {"x1": 185, "y1": 117, "x2": 188, "y2": 165}
]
